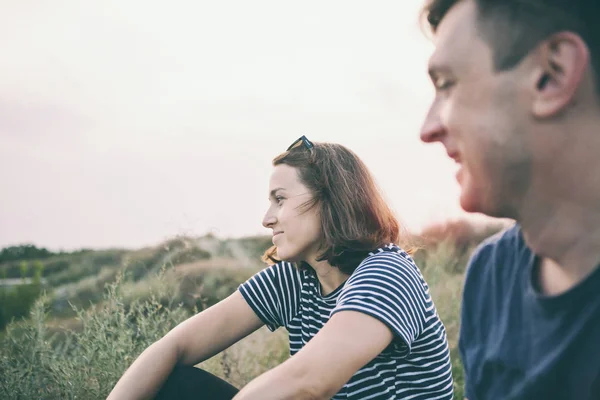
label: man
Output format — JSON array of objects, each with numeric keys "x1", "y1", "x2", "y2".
[{"x1": 419, "y1": 0, "x2": 600, "y2": 399}]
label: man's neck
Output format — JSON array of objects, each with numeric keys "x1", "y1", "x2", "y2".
[
  {"x1": 518, "y1": 116, "x2": 600, "y2": 293},
  {"x1": 520, "y1": 200, "x2": 600, "y2": 294}
]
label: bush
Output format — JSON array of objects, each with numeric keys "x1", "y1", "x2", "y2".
[
  {"x1": 170, "y1": 247, "x2": 211, "y2": 265},
  {"x1": 123, "y1": 247, "x2": 176, "y2": 282},
  {"x1": 0, "y1": 275, "x2": 189, "y2": 399},
  {"x1": 46, "y1": 251, "x2": 124, "y2": 287},
  {"x1": 419, "y1": 218, "x2": 507, "y2": 255},
  {"x1": 0, "y1": 278, "x2": 43, "y2": 331},
  {"x1": 91, "y1": 251, "x2": 125, "y2": 268},
  {"x1": 43, "y1": 259, "x2": 71, "y2": 276},
  {"x1": 0, "y1": 234, "x2": 471, "y2": 398},
  {"x1": 46, "y1": 258, "x2": 96, "y2": 287},
  {"x1": 416, "y1": 241, "x2": 470, "y2": 399},
  {"x1": 50, "y1": 267, "x2": 121, "y2": 317},
  {"x1": 1, "y1": 260, "x2": 45, "y2": 279},
  {"x1": 232, "y1": 236, "x2": 272, "y2": 261},
  {"x1": 0, "y1": 268, "x2": 288, "y2": 399},
  {"x1": 177, "y1": 266, "x2": 255, "y2": 311},
  {"x1": 0, "y1": 245, "x2": 53, "y2": 263}
]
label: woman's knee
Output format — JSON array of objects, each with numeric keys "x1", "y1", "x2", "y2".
[{"x1": 155, "y1": 366, "x2": 238, "y2": 400}]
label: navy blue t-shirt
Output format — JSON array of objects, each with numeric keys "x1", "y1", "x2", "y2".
[{"x1": 459, "y1": 224, "x2": 600, "y2": 400}]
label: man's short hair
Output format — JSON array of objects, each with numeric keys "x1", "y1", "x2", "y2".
[{"x1": 421, "y1": 0, "x2": 600, "y2": 94}]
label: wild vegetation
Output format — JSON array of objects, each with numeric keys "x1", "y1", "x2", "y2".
[{"x1": 0, "y1": 219, "x2": 508, "y2": 399}]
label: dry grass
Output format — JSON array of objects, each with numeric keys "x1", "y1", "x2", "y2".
[
  {"x1": 199, "y1": 327, "x2": 289, "y2": 388},
  {"x1": 0, "y1": 224, "x2": 498, "y2": 399}
]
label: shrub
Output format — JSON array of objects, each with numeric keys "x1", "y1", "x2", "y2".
[
  {"x1": 46, "y1": 258, "x2": 96, "y2": 287},
  {"x1": 43, "y1": 259, "x2": 71, "y2": 276},
  {"x1": 0, "y1": 245, "x2": 53, "y2": 263},
  {"x1": 177, "y1": 266, "x2": 255, "y2": 311},
  {"x1": 50, "y1": 267, "x2": 121, "y2": 317},
  {"x1": 0, "y1": 277, "x2": 43, "y2": 331},
  {"x1": 0, "y1": 234, "x2": 471, "y2": 398},
  {"x1": 0, "y1": 267, "x2": 288, "y2": 399},
  {"x1": 0, "y1": 274, "x2": 189, "y2": 399},
  {"x1": 91, "y1": 251, "x2": 125, "y2": 268},
  {"x1": 231, "y1": 236, "x2": 272, "y2": 262},
  {"x1": 417, "y1": 240, "x2": 470, "y2": 399},
  {"x1": 170, "y1": 247, "x2": 211, "y2": 265},
  {"x1": 419, "y1": 217, "x2": 508, "y2": 255}
]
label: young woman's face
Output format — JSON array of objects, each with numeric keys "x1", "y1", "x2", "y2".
[{"x1": 262, "y1": 164, "x2": 322, "y2": 263}]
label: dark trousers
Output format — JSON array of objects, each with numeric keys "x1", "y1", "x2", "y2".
[{"x1": 155, "y1": 366, "x2": 239, "y2": 400}]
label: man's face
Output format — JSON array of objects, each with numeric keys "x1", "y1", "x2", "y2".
[{"x1": 420, "y1": 0, "x2": 533, "y2": 218}]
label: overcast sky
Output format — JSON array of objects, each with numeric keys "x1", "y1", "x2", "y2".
[{"x1": 0, "y1": 0, "x2": 482, "y2": 251}]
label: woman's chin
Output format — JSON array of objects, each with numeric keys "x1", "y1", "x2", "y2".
[
  {"x1": 275, "y1": 249, "x2": 287, "y2": 261},
  {"x1": 276, "y1": 249, "x2": 299, "y2": 263}
]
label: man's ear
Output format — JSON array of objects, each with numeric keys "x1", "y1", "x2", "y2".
[{"x1": 531, "y1": 31, "x2": 589, "y2": 118}]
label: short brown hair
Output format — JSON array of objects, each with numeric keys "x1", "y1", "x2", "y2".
[
  {"x1": 421, "y1": 0, "x2": 600, "y2": 94},
  {"x1": 262, "y1": 142, "x2": 413, "y2": 275}
]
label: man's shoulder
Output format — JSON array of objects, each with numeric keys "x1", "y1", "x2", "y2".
[
  {"x1": 463, "y1": 223, "x2": 527, "y2": 294},
  {"x1": 469, "y1": 223, "x2": 522, "y2": 269},
  {"x1": 460, "y1": 224, "x2": 528, "y2": 348},
  {"x1": 479, "y1": 222, "x2": 521, "y2": 250}
]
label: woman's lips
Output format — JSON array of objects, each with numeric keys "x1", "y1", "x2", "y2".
[{"x1": 272, "y1": 232, "x2": 283, "y2": 243}]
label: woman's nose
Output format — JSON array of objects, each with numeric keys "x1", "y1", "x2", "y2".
[{"x1": 262, "y1": 210, "x2": 277, "y2": 228}]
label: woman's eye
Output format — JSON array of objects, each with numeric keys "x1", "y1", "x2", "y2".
[{"x1": 275, "y1": 196, "x2": 285, "y2": 204}]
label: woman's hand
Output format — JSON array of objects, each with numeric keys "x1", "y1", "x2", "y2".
[
  {"x1": 107, "y1": 291, "x2": 264, "y2": 400},
  {"x1": 233, "y1": 310, "x2": 394, "y2": 400}
]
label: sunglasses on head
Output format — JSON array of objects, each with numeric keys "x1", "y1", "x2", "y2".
[{"x1": 287, "y1": 135, "x2": 314, "y2": 151}]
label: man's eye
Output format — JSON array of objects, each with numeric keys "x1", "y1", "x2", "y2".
[
  {"x1": 275, "y1": 196, "x2": 285, "y2": 204},
  {"x1": 435, "y1": 77, "x2": 454, "y2": 91}
]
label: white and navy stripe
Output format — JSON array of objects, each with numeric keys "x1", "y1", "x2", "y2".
[{"x1": 239, "y1": 244, "x2": 453, "y2": 399}]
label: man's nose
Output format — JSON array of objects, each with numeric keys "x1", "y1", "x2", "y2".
[{"x1": 420, "y1": 104, "x2": 447, "y2": 143}]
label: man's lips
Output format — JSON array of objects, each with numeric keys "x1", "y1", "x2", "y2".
[{"x1": 447, "y1": 151, "x2": 461, "y2": 163}]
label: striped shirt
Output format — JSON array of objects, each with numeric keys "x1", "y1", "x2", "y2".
[{"x1": 239, "y1": 244, "x2": 454, "y2": 399}]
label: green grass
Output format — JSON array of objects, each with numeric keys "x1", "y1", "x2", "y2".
[{"x1": 0, "y1": 275, "x2": 188, "y2": 399}]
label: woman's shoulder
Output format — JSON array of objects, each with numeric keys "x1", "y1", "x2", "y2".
[
  {"x1": 271, "y1": 260, "x2": 303, "y2": 273},
  {"x1": 258, "y1": 260, "x2": 305, "y2": 283},
  {"x1": 343, "y1": 244, "x2": 431, "y2": 303},
  {"x1": 356, "y1": 243, "x2": 419, "y2": 273}
]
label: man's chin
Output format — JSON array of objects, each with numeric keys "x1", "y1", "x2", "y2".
[
  {"x1": 460, "y1": 191, "x2": 509, "y2": 219},
  {"x1": 459, "y1": 191, "x2": 484, "y2": 214}
]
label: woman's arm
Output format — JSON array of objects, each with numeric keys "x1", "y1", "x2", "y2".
[
  {"x1": 107, "y1": 291, "x2": 264, "y2": 400},
  {"x1": 233, "y1": 310, "x2": 394, "y2": 400}
]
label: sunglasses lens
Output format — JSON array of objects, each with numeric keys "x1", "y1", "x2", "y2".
[
  {"x1": 287, "y1": 139, "x2": 303, "y2": 151},
  {"x1": 286, "y1": 135, "x2": 313, "y2": 151},
  {"x1": 302, "y1": 137, "x2": 313, "y2": 150}
]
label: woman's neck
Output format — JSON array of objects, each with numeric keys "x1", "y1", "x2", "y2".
[{"x1": 305, "y1": 257, "x2": 350, "y2": 296}]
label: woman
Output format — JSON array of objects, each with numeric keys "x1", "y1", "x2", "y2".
[{"x1": 108, "y1": 136, "x2": 454, "y2": 400}]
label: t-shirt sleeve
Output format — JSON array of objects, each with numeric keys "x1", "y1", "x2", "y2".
[
  {"x1": 238, "y1": 261, "x2": 301, "y2": 332},
  {"x1": 330, "y1": 251, "x2": 430, "y2": 354}
]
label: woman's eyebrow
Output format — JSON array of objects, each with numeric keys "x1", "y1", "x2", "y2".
[{"x1": 269, "y1": 187, "x2": 286, "y2": 199}]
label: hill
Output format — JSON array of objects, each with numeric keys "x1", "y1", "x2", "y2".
[{"x1": 0, "y1": 219, "x2": 509, "y2": 399}]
